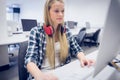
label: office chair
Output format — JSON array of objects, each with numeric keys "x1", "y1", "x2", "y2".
[
  {"x1": 79, "y1": 27, "x2": 86, "y2": 32},
  {"x1": 74, "y1": 27, "x2": 86, "y2": 46},
  {"x1": 18, "y1": 41, "x2": 28, "y2": 80},
  {"x1": 83, "y1": 28, "x2": 101, "y2": 47},
  {"x1": 8, "y1": 45, "x2": 14, "y2": 56},
  {"x1": 71, "y1": 27, "x2": 86, "y2": 57},
  {"x1": 8, "y1": 44, "x2": 19, "y2": 56}
]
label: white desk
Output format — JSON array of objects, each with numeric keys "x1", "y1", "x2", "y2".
[
  {"x1": 70, "y1": 27, "x2": 100, "y2": 35},
  {"x1": 0, "y1": 33, "x2": 28, "y2": 67},
  {"x1": 49, "y1": 50, "x2": 98, "y2": 80},
  {"x1": 0, "y1": 33, "x2": 28, "y2": 45},
  {"x1": 48, "y1": 50, "x2": 119, "y2": 80}
]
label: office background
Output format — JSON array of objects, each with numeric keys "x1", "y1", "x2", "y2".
[
  {"x1": 1, "y1": 0, "x2": 118, "y2": 80},
  {"x1": 6, "y1": 0, "x2": 110, "y2": 28}
]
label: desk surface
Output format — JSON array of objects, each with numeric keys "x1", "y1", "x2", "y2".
[
  {"x1": 0, "y1": 33, "x2": 28, "y2": 45},
  {"x1": 70, "y1": 27, "x2": 100, "y2": 35},
  {"x1": 49, "y1": 49, "x2": 119, "y2": 80},
  {"x1": 50, "y1": 50, "x2": 98, "y2": 80}
]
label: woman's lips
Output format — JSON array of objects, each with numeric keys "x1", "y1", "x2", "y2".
[{"x1": 57, "y1": 18, "x2": 62, "y2": 20}]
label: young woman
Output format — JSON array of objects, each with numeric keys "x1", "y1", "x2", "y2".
[{"x1": 25, "y1": 0, "x2": 94, "y2": 80}]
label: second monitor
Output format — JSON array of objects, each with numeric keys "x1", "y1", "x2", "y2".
[{"x1": 21, "y1": 19, "x2": 37, "y2": 31}]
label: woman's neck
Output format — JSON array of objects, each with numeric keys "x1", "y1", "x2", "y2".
[
  {"x1": 53, "y1": 24, "x2": 58, "y2": 32},
  {"x1": 53, "y1": 24, "x2": 59, "y2": 42}
]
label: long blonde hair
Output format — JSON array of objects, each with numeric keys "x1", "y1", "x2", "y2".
[{"x1": 44, "y1": 0, "x2": 68, "y2": 68}]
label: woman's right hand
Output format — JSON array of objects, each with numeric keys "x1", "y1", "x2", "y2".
[
  {"x1": 26, "y1": 62, "x2": 58, "y2": 80},
  {"x1": 36, "y1": 73, "x2": 58, "y2": 80}
]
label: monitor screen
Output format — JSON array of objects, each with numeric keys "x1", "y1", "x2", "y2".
[
  {"x1": 13, "y1": 7, "x2": 20, "y2": 13},
  {"x1": 21, "y1": 19, "x2": 37, "y2": 31},
  {"x1": 94, "y1": 0, "x2": 120, "y2": 77}
]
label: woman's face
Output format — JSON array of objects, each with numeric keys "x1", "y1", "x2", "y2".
[{"x1": 49, "y1": 1, "x2": 64, "y2": 27}]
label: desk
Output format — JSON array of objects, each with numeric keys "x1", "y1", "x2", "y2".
[
  {"x1": 50, "y1": 50, "x2": 98, "y2": 80},
  {"x1": 0, "y1": 33, "x2": 28, "y2": 45},
  {"x1": 49, "y1": 50, "x2": 120, "y2": 80},
  {"x1": 70, "y1": 27, "x2": 100, "y2": 35},
  {"x1": 0, "y1": 33, "x2": 28, "y2": 69}
]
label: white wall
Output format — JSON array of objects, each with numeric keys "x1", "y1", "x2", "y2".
[
  {"x1": 7, "y1": 0, "x2": 110, "y2": 28},
  {"x1": 0, "y1": 0, "x2": 7, "y2": 40},
  {"x1": 64, "y1": 0, "x2": 111, "y2": 28},
  {"x1": 7, "y1": 0, "x2": 46, "y2": 23},
  {"x1": 0, "y1": 0, "x2": 9, "y2": 66},
  {"x1": 20, "y1": 0, "x2": 46, "y2": 23}
]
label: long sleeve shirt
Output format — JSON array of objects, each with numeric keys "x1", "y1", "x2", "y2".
[{"x1": 24, "y1": 25, "x2": 83, "y2": 80}]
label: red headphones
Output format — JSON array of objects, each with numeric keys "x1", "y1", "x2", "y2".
[{"x1": 44, "y1": 24, "x2": 66, "y2": 36}]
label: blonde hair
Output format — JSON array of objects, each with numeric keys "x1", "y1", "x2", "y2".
[{"x1": 44, "y1": 0, "x2": 68, "y2": 68}]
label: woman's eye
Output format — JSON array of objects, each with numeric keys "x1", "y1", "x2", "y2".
[
  {"x1": 55, "y1": 10, "x2": 59, "y2": 13},
  {"x1": 54, "y1": 10, "x2": 64, "y2": 13}
]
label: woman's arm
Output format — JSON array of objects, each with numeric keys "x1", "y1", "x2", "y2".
[
  {"x1": 25, "y1": 27, "x2": 43, "y2": 79},
  {"x1": 25, "y1": 27, "x2": 58, "y2": 80},
  {"x1": 27, "y1": 62, "x2": 43, "y2": 80},
  {"x1": 27, "y1": 62, "x2": 58, "y2": 80},
  {"x1": 66, "y1": 27, "x2": 94, "y2": 67}
]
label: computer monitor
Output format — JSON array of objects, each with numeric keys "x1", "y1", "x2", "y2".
[
  {"x1": 94, "y1": 0, "x2": 120, "y2": 77},
  {"x1": 21, "y1": 19, "x2": 37, "y2": 31},
  {"x1": 13, "y1": 7, "x2": 20, "y2": 13}
]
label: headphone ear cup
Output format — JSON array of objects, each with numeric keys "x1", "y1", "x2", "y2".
[{"x1": 44, "y1": 25, "x2": 53, "y2": 36}]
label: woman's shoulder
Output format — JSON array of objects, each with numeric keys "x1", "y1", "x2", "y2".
[
  {"x1": 30, "y1": 26, "x2": 46, "y2": 40},
  {"x1": 30, "y1": 25, "x2": 44, "y2": 34}
]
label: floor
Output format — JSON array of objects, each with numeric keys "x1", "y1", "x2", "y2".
[
  {"x1": 0, "y1": 46, "x2": 98, "y2": 80},
  {"x1": 0, "y1": 45, "x2": 19, "y2": 80}
]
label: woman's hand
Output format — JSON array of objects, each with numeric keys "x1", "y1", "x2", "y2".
[
  {"x1": 37, "y1": 73, "x2": 58, "y2": 80},
  {"x1": 77, "y1": 52, "x2": 95, "y2": 67},
  {"x1": 80, "y1": 57, "x2": 95, "y2": 67},
  {"x1": 27, "y1": 62, "x2": 58, "y2": 80}
]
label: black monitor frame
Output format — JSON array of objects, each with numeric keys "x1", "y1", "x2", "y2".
[{"x1": 21, "y1": 19, "x2": 37, "y2": 31}]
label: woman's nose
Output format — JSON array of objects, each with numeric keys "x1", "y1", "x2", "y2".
[{"x1": 58, "y1": 12, "x2": 63, "y2": 16}]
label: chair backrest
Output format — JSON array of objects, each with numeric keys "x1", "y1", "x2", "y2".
[
  {"x1": 80, "y1": 27, "x2": 86, "y2": 32},
  {"x1": 18, "y1": 41, "x2": 28, "y2": 80},
  {"x1": 77, "y1": 28, "x2": 86, "y2": 45},
  {"x1": 93, "y1": 29, "x2": 101, "y2": 41}
]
